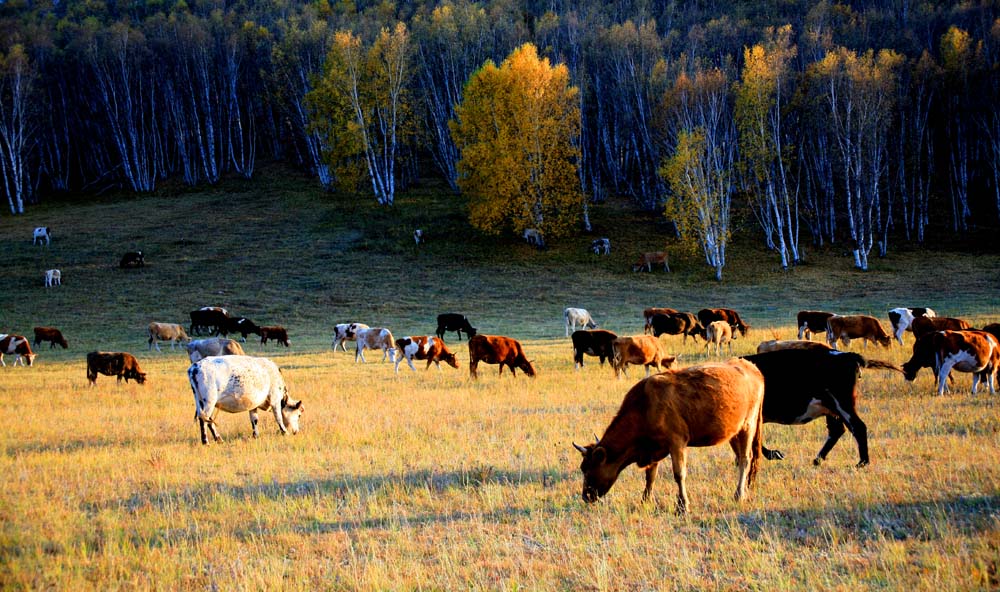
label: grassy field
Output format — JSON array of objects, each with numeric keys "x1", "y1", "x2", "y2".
[{"x1": 2, "y1": 166, "x2": 1000, "y2": 589}]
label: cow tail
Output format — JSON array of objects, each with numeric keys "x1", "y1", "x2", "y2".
[
  {"x1": 861, "y1": 358, "x2": 904, "y2": 374},
  {"x1": 748, "y1": 399, "x2": 764, "y2": 489}
]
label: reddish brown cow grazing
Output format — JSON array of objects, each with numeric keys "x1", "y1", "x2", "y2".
[
  {"x1": 755, "y1": 339, "x2": 832, "y2": 354},
  {"x1": 468, "y1": 334, "x2": 536, "y2": 379},
  {"x1": 394, "y1": 336, "x2": 459, "y2": 373},
  {"x1": 697, "y1": 308, "x2": 751, "y2": 338},
  {"x1": 910, "y1": 316, "x2": 972, "y2": 340},
  {"x1": 902, "y1": 330, "x2": 1000, "y2": 395},
  {"x1": 33, "y1": 326, "x2": 68, "y2": 349},
  {"x1": 574, "y1": 358, "x2": 765, "y2": 514},
  {"x1": 260, "y1": 326, "x2": 290, "y2": 347},
  {"x1": 797, "y1": 311, "x2": 836, "y2": 340},
  {"x1": 826, "y1": 315, "x2": 892, "y2": 349},
  {"x1": 0, "y1": 334, "x2": 36, "y2": 366},
  {"x1": 611, "y1": 335, "x2": 676, "y2": 378},
  {"x1": 86, "y1": 351, "x2": 146, "y2": 385},
  {"x1": 643, "y1": 307, "x2": 678, "y2": 334}
]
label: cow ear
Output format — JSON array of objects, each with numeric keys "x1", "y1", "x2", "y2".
[
  {"x1": 592, "y1": 447, "x2": 607, "y2": 463},
  {"x1": 287, "y1": 400, "x2": 302, "y2": 410}
]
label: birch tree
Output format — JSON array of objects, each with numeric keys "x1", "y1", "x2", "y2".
[{"x1": 0, "y1": 44, "x2": 35, "y2": 214}]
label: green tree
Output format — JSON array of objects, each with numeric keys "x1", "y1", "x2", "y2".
[{"x1": 450, "y1": 43, "x2": 582, "y2": 239}]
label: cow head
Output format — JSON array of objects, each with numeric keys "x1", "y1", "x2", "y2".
[
  {"x1": 902, "y1": 335, "x2": 936, "y2": 381},
  {"x1": 440, "y1": 351, "x2": 460, "y2": 369},
  {"x1": 127, "y1": 369, "x2": 147, "y2": 384},
  {"x1": 23, "y1": 352, "x2": 37, "y2": 367},
  {"x1": 281, "y1": 397, "x2": 304, "y2": 434},
  {"x1": 586, "y1": 319, "x2": 598, "y2": 330},
  {"x1": 518, "y1": 357, "x2": 537, "y2": 377},
  {"x1": 574, "y1": 439, "x2": 619, "y2": 503},
  {"x1": 57, "y1": 335, "x2": 68, "y2": 349}
]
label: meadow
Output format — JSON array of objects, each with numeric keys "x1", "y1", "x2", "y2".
[{"x1": 2, "y1": 167, "x2": 1000, "y2": 589}]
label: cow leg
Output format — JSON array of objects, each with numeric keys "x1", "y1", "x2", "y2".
[
  {"x1": 762, "y1": 445, "x2": 785, "y2": 461},
  {"x1": 355, "y1": 345, "x2": 367, "y2": 363},
  {"x1": 814, "y1": 416, "x2": 846, "y2": 465},
  {"x1": 407, "y1": 357, "x2": 417, "y2": 372},
  {"x1": 207, "y1": 420, "x2": 223, "y2": 443},
  {"x1": 671, "y1": 448, "x2": 689, "y2": 515},
  {"x1": 642, "y1": 462, "x2": 658, "y2": 502},
  {"x1": 249, "y1": 410, "x2": 260, "y2": 438},
  {"x1": 271, "y1": 405, "x2": 288, "y2": 435},
  {"x1": 730, "y1": 431, "x2": 751, "y2": 501},
  {"x1": 470, "y1": 360, "x2": 478, "y2": 380},
  {"x1": 199, "y1": 419, "x2": 210, "y2": 444}
]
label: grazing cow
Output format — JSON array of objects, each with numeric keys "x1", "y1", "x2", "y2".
[
  {"x1": 650, "y1": 312, "x2": 704, "y2": 343},
  {"x1": 332, "y1": 322, "x2": 370, "y2": 352},
  {"x1": 188, "y1": 356, "x2": 303, "y2": 444},
  {"x1": 571, "y1": 329, "x2": 619, "y2": 370},
  {"x1": 523, "y1": 228, "x2": 545, "y2": 249},
  {"x1": 0, "y1": 334, "x2": 36, "y2": 367},
  {"x1": 189, "y1": 307, "x2": 231, "y2": 336},
  {"x1": 86, "y1": 351, "x2": 146, "y2": 385},
  {"x1": 632, "y1": 251, "x2": 670, "y2": 272},
  {"x1": 413, "y1": 229, "x2": 424, "y2": 244},
  {"x1": 611, "y1": 335, "x2": 677, "y2": 378},
  {"x1": 224, "y1": 317, "x2": 261, "y2": 341},
  {"x1": 755, "y1": 339, "x2": 832, "y2": 354},
  {"x1": 119, "y1": 251, "x2": 145, "y2": 268},
  {"x1": 902, "y1": 330, "x2": 1000, "y2": 395},
  {"x1": 468, "y1": 334, "x2": 536, "y2": 379},
  {"x1": 698, "y1": 308, "x2": 751, "y2": 338},
  {"x1": 33, "y1": 326, "x2": 68, "y2": 349},
  {"x1": 704, "y1": 320, "x2": 734, "y2": 356},
  {"x1": 186, "y1": 338, "x2": 246, "y2": 363},
  {"x1": 888, "y1": 307, "x2": 936, "y2": 345},
  {"x1": 743, "y1": 349, "x2": 899, "y2": 467},
  {"x1": 910, "y1": 315, "x2": 972, "y2": 340},
  {"x1": 354, "y1": 327, "x2": 396, "y2": 363},
  {"x1": 826, "y1": 315, "x2": 892, "y2": 349},
  {"x1": 435, "y1": 313, "x2": 477, "y2": 341},
  {"x1": 32, "y1": 226, "x2": 51, "y2": 245},
  {"x1": 147, "y1": 322, "x2": 191, "y2": 352},
  {"x1": 982, "y1": 323, "x2": 1000, "y2": 343},
  {"x1": 260, "y1": 326, "x2": 290, "y2": 347},
  {"x1": 44, "y1": 269, "x2": 61, "y2": 287},
  {"x1": 591, "y1": 238, "x2": 611, "y2": 255},
  {"x1": 564, "y1": 307, "x2": 598, "y2": 337},
  {"x1": 574, "y1": 358, "x2": 765, "y2": 514},
  {"x1": 643, "y1": 307, "x2": 679, "y2": 334},
  {"x1": 797, "y1": 310, "x2": 835, "y2": 340},
  {"x1": 393, "y1": 335, "x2": 459, "y2": 373}
]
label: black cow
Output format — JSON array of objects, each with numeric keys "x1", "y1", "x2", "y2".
[
  {"x1": 436, "y1": 313, "x2": 477, "y2": 341},
  {"x1": 119, "y1": 251, "x2": 145, "y2": 268},
  {"x1": 650, "y1": 312, "x2": 704, "y2": 343},
  {"x1": 571, "y1": 329, "x2": 618, "y2": 369},
  {"x1": 189, "y1": 307, "x2": 231, "y2": 336},
  {"x1": 742, "y1": 349, "x2": 899, "y2": 468},
  {"x1": 225, "y1": 317, "x2": 261, "y2": 341}
]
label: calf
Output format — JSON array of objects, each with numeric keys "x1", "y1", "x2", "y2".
[
  {"x1": 332, "y1": 322, "x2": 370, "y2": 351},
  {"x1": 355, "y1": 327, "x2": 396, "y2": 363},
  {"x1": 523, "y1": 228, "x2": 545, "y2": 249},
  {"x1": 435, "y1": 313, "x2": 477, "y2": 341},
  {"x1": 468, "y1": 334, "x2": 536, "y2": 379},
  {"x1": 186, "y1": 338, "x2": 246, "y2": 363},
  {"x1": 33, "y1": 326, "x2": 68, "y2": 349},
  {"x1": 564, "y1": 307, "x2": 598, "y2": 337},
  {"x1": 571, "y1": 329, "x2": 618, "y2": 370},
  {"x1": 32, "y1": 226, "x2": 51, "y2": 245},
  {"x1": 611, "y1": 335, "x2": 676, "y2": 378},
  {"x1": 643, "y1": 307, "x2": 679, "y2": 334},
  {"x1": 797, "y1": 310, "x2": 835, "y2": 340},
  {"x1": 704, "y1": 320, "x2": 734, "y2": 356},
  {"x1": 650, "y1": 312, "x2": 704, "y2": 343},
  {"x1": 756, "y1": 339, "x2": 831, "y2": 354},
  {"x1": 119, "y1": 251, "x2": 145, "y2": 268},
  {"x1": 147, "y1": 322, "x2": 191, "y2": 352},
  {"x1": 0, "y1": 334, "x2": 36, "y2": 367},
  {"x1": 44, "y1": 269, "x2": 61, "y2": 287},
  {"x1": 902, "y1": 330, "x2": 1000, "y2": 395},
  {"x1": 826, "y1": 315, "x2": 891, "y2": 349},
  {"x1": 86, "y1": 351, "x2": 146, "y2": 385},
  {"x1": 632, "y1": 251, "x2": 670, "y2": 272},
  {"x1": 393, "y1": 335, "x2": 459, "y2": 373},
  {"x1": 888, "y1": 307, "x2": 936, "y2": 345},
  {"x1": 910, "y1": 316, "x2": 972, "y2": 340},
  {"x1": 698, "y1": 308, "x2": 750, "y2": 338},
  {"x1": 260, "y1": 326, "x2": 290, "y2": 347},
  {"x1": 591, "y1": 238, "x2": 611, "y2": 255}
]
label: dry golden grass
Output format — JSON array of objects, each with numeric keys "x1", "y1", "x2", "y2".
[{"x1": 3, "y1": 328, "x2": 999, "y2": 590}]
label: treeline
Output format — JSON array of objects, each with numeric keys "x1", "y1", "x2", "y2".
[{"x1": 1, "y1": 0, "x2": 999, "y2": 271}]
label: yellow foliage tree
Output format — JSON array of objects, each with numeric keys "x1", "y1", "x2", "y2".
[{"x1": 450, "y1": 43, "x2": 583, "y2": 239}]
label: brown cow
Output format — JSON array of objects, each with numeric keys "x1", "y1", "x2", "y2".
[
  {"x1": 797, "y1": 311, "x2": 836, "y2": 341},
  {"x1": 825, "y1": 315, "x2": 891, "y2": 349},
  {"x1": 574, "y1": 358, "x2": 765, "y2": 514},
  {"x1": 902, "y1": 330, "x2": 999, "y2": 395},
  {"x1": 147, "y1": 322, "x2": 191, "y2": 352},
  {"x1": 0, "y1": 334, "x2": 36, "y2": 366},
  {"x1": 697, "y1": 308, "x2": 751, "y2": 338},
  {"x1": 755, "y1": 339, "x2": 832, "y2": 354},
  {"x1": 611, "y1": 335, "x2": 676, "y2": 378},
  {"x1": 260, "y1": 326, "x2": 290, "y2": 347},
  {"x1": 643, "y1": 307, "x2": 679, "y2": 334},
  {"x1": 632, "y1": 252, "x2": 670, "y2": 273},
  {"x1": 910, "y1": 316, "x2": 972, "y2": 340},
  {"x1": 86, "y1": 351, "x2": 146, "y2": 385},
  {"x1": 33, "y1": 326, "x2": 68, "y2": 349},
  {"x1": 394, "y1": 335, "x2": 459, "y2": 373},
  {"x1": 468, "y1": 334, "x2": 536, "y2": 379}
]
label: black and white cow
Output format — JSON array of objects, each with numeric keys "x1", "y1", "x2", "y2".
[
  {"x1": 332, "y1": 322, "x2": 370, "y2": 352},
  {"x1": 591, "y1": 238, "x2": 611, "y2": 255},
  {"x1": 887, "y1": 307, "x2": 936, "y2": 345},
  {"x1": 32, "y1": 226, "x2": 51, "y2": 245}
]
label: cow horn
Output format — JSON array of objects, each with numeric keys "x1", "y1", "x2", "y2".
[
  {"x1": 593, "y1": 433, "x2": 599, "y2": 444},
  {"x1": 573, "y1": 442, "x2": 587, "y2": 454}
]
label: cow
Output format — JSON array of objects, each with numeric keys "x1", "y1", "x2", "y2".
[
  {"x1": 755, "y1": 339, "x2": 832, "y2": 354},
  {"x1": 186, "y1": 338, "x2": 246, "y2": 363},
  {"x1": 523, "y1": 228, "x2": 545, "y2": 249},
  {"x1": 610, "y1": 335, "x2": 677, "y2": 378},
  {"x1": 468, "y1": 334, "x2": 536, "y2": 379},
  {"x1": 650, "y1": 312, "x2": 704, "y2": 343},
  {"x1": 44, "y1": 269, "x2": 61, "y2": 287},
  {"x1": 910, "y1": 316, "x2": 972, "y2": 340},
  {"x1": 888, "y1": 307, "x2": 936, "y2": 345},
  {"x1": 982, "y1": 323, "x2": 1000, "y2": 343},
  {"x1": 189, "y1": 307, "x2": 231, "y2": 336},
  {"x1": 32, "y1": 226, "x2": 51, "y2": 245},
  {"x1": 393, "y1": 335, "x2": 459, "y2": 373},
  {"x1": 704, "y1": 320, "x2": 734, "y2": 356},
  {"x1": 33, "y1": 326, "x2": 68, "y2": 349},
  {"x1": 119, "y1": 251, "x2": 145, "y2": 268},
  {"x1": 564, "y1": 307, "x2": 598, "y2": 337},
  {"x1": 571, "y1": 329, "x2": 619, "y2": 370},
  {"x1": 0, "y1": 334, "x2": 36, "y2": 367},
  {"x1": 86, "y1": 351, "x2": 146, "y2": 385},
  {"x1": 826, "y1": 315, "x2": 892, "y2": 350},
  {"x1": 147, "y1": 322, "x2": 191, "y2": 352},
  {"x1": 573, "y1": 358, "x2": 765, "y2": 514},
  {"x1": 225, "y1": 317, "x2": 261, "y2": 342},
  {"x1": 643, "y1": 307, "x2": 679, "y2": 334},
  {"x1": 902, "y1": 330, "x2": 1000, "y2": 396},
  {"x1": 413, "y1": 228, "x2": 424, "y2": 244},
  {"x1": 632, "y1": 251, "x2": 670, "y2": 272},
  {"x1": 697, "y1": 308, "x2": 751, "y2": 338},
  {"x1": 188, "y1": 355, "x2": 303, "y2": 444},
  {"x1": 797, "y1": 310, "x2": 835, "y2": 340},
  {"x1": 260, "y1": 326, "x2": 290, "y2": 347},
  {"x1": 591, "y1": 238, "x2": 611, "y2": 255},
  {"x1": 332, "y1": 322, "x2": 370, "y2": 352},
  {"x1": 435, "y1": 313, "x2": 477, "y2": 341},
  {"x1": 354, "y1": 327, "x2": 396, "y2": 363},
  {"x1": 742, "y1": 349, "x2": 900, "y2": 467}
]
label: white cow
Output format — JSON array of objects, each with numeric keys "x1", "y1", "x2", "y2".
[
  {"x1": 186, "y1": 338, "x2": 246, "y2": 363},
  {"x1": 354, "y1": 327, "x2": 397, "y2": 363},
  {"x1": 564, "y1": 307, "x2": 598, "y2": 337},
  {"x1": 188, "y1": 356, "x2": 303, "y2": 444},
  {"x1": 888, "y1": 307, "x2": 937, "y2": 345},
  {"x1": 32, "y1": 226, "x2": 51, "y2": 245},
  {"x1": 332, "y1": 322, "x2": 370, "y2": 352},
  {"x1": 44, "y1": 269, "x2": 61, "y2": 287}
]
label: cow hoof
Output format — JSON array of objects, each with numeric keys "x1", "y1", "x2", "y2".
[
  {"x1": 764, "y1": 449, "x2": 785, "y2": 461},
  {"x1": 856, "y1": 460, "x2": 869, "y2": 469},
  {"x1": 812, "y1": 457, "x2": 823, "y2": 466}
]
